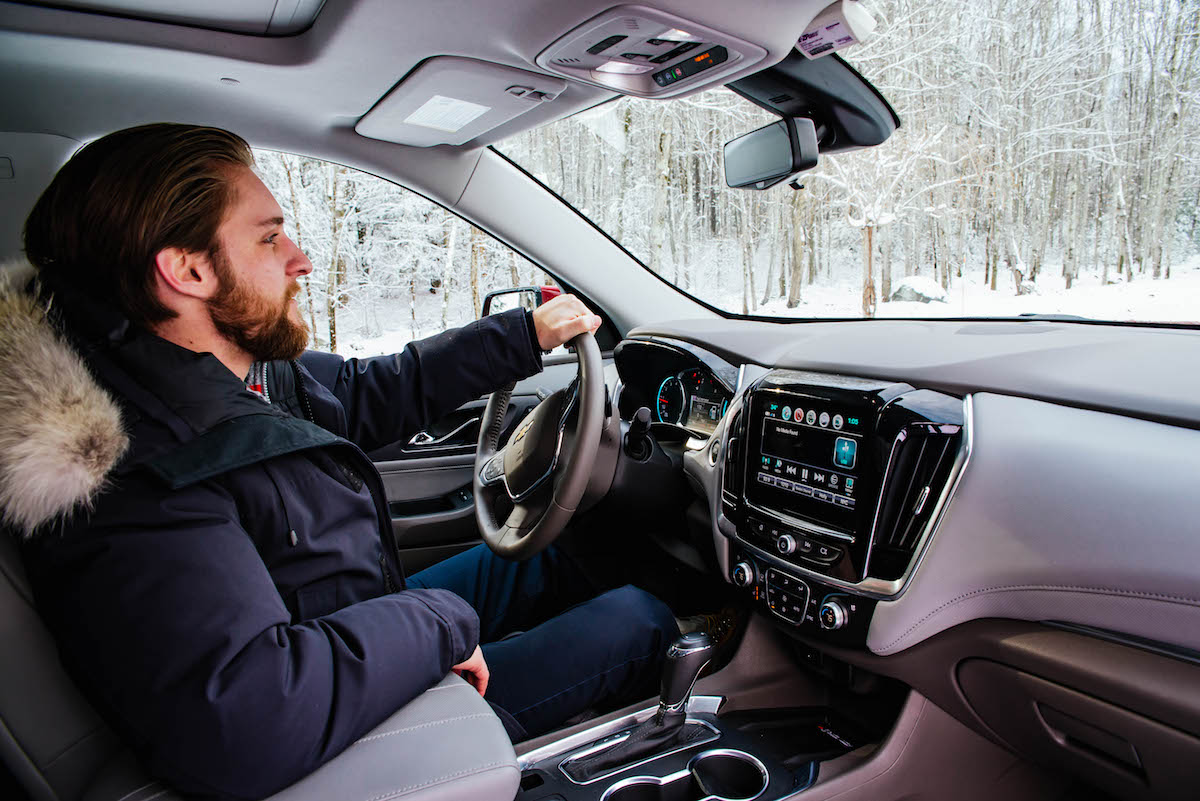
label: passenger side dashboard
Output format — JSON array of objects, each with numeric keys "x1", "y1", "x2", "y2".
[{"x1": 620, "y1": 318, "x2": 1200, "y2": 800}]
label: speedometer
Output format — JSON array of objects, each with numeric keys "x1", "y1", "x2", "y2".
[{"x1": 656, "y1": 376, "x2": 686, "y2": 424}]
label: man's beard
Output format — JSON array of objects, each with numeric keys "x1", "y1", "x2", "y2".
[{"x1": 207, "y1": 248, "x2": 311, "y2": 362}]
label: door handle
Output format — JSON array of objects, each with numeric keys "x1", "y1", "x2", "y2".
[{"x1": 406, "y1": 417, "x2": 481, "y2": 448}]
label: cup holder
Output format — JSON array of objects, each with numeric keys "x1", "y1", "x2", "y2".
[
  {"x1": 690, "y1": 751, "x2": 768, "y2": 800},
  {"x1": 601, "y1": 749, "x2": 768, "y2": 801}
]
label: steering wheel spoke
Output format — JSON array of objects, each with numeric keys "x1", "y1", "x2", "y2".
[
  {"x1": 473, "y1": 332, "x2": 604, "y2": 560},
  {"x1": 505, "y1": 493, "x2": 549, "y2": 532}
]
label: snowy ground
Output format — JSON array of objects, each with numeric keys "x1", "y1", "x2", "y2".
[
  {"x1": 758, "y1": 254, "x2": 1200, "y2": 324},
  {"x1": 329, "y1": 254, "x2": 1200, "y2": 357}
]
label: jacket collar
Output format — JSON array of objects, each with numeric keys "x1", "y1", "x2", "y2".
[
  {"x1": 0, "y1": 260, "x2": 128, "y2": 537},
  {"x1": 0, "y1": 259, "x2": 314, "y2": 537},
  {"x1": 39, "y1": 264, "x2": 287, "y2": 437},
  {"x1": 107, "y1": 333, "x2": 282, "y2": 434}
]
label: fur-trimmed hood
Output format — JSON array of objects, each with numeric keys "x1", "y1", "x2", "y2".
[{"x1": 0, "y1": 259, "x2": 128, "y2": 537}]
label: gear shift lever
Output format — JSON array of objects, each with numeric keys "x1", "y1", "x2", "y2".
[
  {"x1": 563, "y1": 632, "x2": 716, "y2": 782},
  {"x1": 655, "y1": 632, "x2": 714, "y2": 723}
]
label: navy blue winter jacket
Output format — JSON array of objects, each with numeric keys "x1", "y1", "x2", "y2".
[{"x1": 21, "y1": 280, "x2": 544, "y2": 801}]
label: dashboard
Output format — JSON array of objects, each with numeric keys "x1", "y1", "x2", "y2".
[
  {"x1": 612, "y1": 320, "x2": 1200, "y2": 800},
  {"x1": 616, "y1": 320, "x2": 1200, "y2": 653}
]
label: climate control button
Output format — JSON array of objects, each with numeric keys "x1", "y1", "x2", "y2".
[
  {"x1": 731, "y1": 561, "x2": 754, "y2": 588},
  {"x1": 765, "y1": 569, "x2": 809, "y2": 624},
  {"x1": 819, "y1": 598, "x2": 850, "y2": 631}
]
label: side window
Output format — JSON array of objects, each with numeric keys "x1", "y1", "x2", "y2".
[{"x1": 254, "y1": 150, "x2": 558, "y2": 357}]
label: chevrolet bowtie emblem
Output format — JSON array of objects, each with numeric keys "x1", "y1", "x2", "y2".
[{"x1": 514, "y1": 422, "x2": 532, "y2": 443}]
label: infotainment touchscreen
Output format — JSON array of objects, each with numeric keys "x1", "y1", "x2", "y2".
[{"x1": 744, "y1": 389, "x2": 872, "y2": 535}]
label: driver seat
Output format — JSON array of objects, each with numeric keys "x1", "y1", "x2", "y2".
[{"x1": 0, "y1": 533, "x2": 521, "y2": 801}]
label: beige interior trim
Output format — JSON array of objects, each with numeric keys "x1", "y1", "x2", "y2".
[{"x1": 796, "y1": 692, "x2": 1064, "y2": 801}]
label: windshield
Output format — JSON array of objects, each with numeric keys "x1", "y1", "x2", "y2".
[{"x1": 502, "y1": 0, "x2": 1200, "y2": 323}]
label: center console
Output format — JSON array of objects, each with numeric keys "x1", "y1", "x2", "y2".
[
  {"x1": 510, "y1": 623, "x2": 899, "y2": 801},
  {"x1": 516, "y1": 696, "x2": 808, "y2": 801},
  {"x1": 508, "y1": 371, "x2": 964, "y2": 801},
  {"x1": 719, "y1": 370, "x2": 968, "y2": 646}
]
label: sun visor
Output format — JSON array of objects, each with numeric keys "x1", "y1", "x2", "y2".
[
  {"x1": 19, "y1": 0, "x2": 326, "y2": 35},
  {"x1": 355, "y1": 57, "x2": 568, "y2": 148}
]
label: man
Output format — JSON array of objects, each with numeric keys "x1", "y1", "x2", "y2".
[{"x1": 8, "y1": 124, "x2": 678, "y2": 801}]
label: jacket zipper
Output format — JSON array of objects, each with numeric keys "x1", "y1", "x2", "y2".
[
  {"x1": 290, "y1": 360, "x2": 405, "y2": 593},
  {"x1": 289, "y1": 360, "x2": 318, "y2": 424}
]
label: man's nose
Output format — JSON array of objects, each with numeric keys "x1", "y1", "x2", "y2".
[{"x1": 288, "y1": 237, "x2": 313, "y2": 277}]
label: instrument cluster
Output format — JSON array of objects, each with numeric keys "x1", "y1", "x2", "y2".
[
  {"x1": 655, "y1": 367, "x2": 730, "y2": 435},
  {"x1": 613, "y1": 338, "x2": 736, "y2": 439}
]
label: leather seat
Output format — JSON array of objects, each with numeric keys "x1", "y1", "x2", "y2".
[{"x1": 0, "y1": 535, "x2": 521, "y2": 801}]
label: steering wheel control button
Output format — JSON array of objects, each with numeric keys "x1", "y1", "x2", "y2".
[
  {"x1": 819, "y1": 598, "x2": 849, "y2": 631},
  {"x1": 481, "y1": 454, "x2": 504, "y2": 483}
]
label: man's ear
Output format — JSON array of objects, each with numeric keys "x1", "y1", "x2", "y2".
[{"x1": 154, "y1": 247, "x2": 217, "y2": 301}]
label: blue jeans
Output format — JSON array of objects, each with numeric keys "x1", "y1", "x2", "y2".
[{"x1": 408, "y1": 544, "x2": 679, "y2": 740}]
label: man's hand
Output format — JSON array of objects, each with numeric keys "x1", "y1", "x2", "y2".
[
  {"x1": 452, "y1": 645, "x2": 489, "y2": 697},
  {"x1": 532, "y1": 294, "x2": 602, "y2": 351}
]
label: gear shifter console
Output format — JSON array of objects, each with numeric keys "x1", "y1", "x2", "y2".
[
  {"x1": 519, "y1": 629, "x2": 811, "y2": 801},
  {"x1": 561, "y1": 633, "x2": 715, "y2": 783},
  {"x1": 656, "y1": 632, "x2": 714, "y2": 721}
]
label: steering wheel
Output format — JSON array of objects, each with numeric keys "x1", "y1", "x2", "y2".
[{"x1": 473, "y1": 332, "x2": 605, "y2": 560}]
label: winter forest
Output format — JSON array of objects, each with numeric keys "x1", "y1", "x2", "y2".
[{"x1": 259, "y1": 0, "x2": 1200, "y2": 356}]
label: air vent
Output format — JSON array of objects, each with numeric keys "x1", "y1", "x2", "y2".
[
  {"x1": 721, "y1": 408, "x2": 745, "y2": 509},
  {"x1": 867, "y1": 424, "x2": 962, "y2": 581}
]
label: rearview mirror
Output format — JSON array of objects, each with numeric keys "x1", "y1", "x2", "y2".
[
  {"x1": 481, "y1": 285, "x2": 561, "y2": 317},
  {"x1": 723, "y1": 117, "x2": 819, "y2": 190}
]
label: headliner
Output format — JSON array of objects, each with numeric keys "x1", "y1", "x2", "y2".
[{"x1": 0, "y1": 0, "x2": 820, "y2": 163}]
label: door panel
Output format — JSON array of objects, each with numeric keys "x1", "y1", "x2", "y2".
[{"x1": 373, "y1": 359, "x2": 589, "y2": 574}]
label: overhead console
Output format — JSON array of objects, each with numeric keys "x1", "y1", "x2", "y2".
[
  {"x1": 535, "y1": 6, "x2": 768, "y2": 98},
  {"x1": 719, "y1": 370, "x2": 967, "y2": 646}
]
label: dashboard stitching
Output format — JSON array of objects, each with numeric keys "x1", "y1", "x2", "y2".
[{"x1": 878, "y1": 584, "x2": 1200, "y2": 651}]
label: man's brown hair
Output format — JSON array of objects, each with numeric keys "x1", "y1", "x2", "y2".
[{"x1": 24, "y1": 123, "x2": 254, "y2": 327}]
